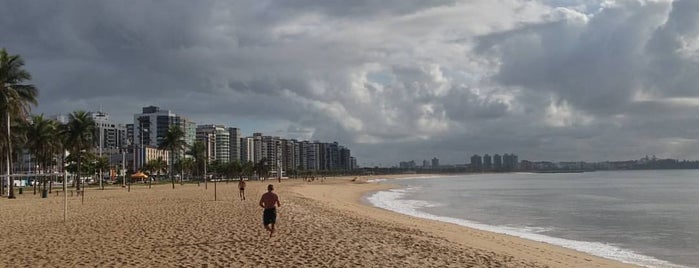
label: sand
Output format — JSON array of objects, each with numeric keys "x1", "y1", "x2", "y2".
[{"x1": 0, "y1": 177, "x2": 636, "y2": 267}]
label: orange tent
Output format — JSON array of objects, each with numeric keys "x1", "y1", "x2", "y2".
[{"x1": 131, "y1": 172, "x2": 148, "y2": 179}]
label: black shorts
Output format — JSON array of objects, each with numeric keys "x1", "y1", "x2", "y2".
[{"x1": 263, "y1": 208, "x2": 277, "y2": 225}]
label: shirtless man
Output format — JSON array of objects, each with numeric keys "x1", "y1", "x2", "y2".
[
  {"x1": 238, "y1": 178, "x2": 246, "y2": 200},
  {"x1": 259, "y1": 184, "x2": 281, "y2": 238}
]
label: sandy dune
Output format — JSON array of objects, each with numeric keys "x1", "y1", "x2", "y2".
[{"x1": 0, "y1": 177, "x2": 635, "y2": 267}]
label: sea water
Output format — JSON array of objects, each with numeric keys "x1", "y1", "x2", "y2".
[{"x1": 366, "y1": 170, "x2": 699, "y2": 267}]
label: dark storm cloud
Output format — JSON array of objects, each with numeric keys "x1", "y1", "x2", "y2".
[{"x1": 2, "y1": 0, "x2": 699, "y2": 165}]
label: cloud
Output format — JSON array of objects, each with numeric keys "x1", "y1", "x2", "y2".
[{"x1": 2, "y1": 0, "x2": 699, "y2": 166}]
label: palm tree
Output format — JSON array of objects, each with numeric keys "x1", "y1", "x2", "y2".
[
  {"x1": 0, "y1": 48, "x2": 39, "y2": 198},
  {"x1": 26, "y1": 115, "x2": 60, "y2": 195},
  {"x1": 159, "y1": 126, "x2": 186, "y2": 189},
  {"x1": 61, "y1": 111, "x2": 95, "y2": 191}
]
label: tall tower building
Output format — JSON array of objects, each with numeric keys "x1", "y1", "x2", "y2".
[
  {"x1": 493, "y1": 154, "x2": 503, "y2": 170},
  {"x1": 483, "y1": 154, "x2": 492, "y2": 170},
  {"x1": 90, "y1": 111, "x2": 126, "y2": 152},
  {"x1": 133, "y1": 106, "x2": 180, "y2": 148},
  {"x1": 196, "y1": 125, "x2": 230, "y2": 163},
  {"x1": 240, "y1": 137, "x2": 254, "y2": 163},
  {"x1": 228, "y1": 127, "x2": 242, "y2": 162}
]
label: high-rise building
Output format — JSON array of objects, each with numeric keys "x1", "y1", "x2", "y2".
[
  {"x1": 341, "y1": 147, "x2": 352, "y2": 170},
  {"x1": 503, "y1": 153, "x2": 518, "y2": 170},
  {"x1": 90, "y1": 111, "x2": 126, "y2": 152},
  {"x1": 431, "y1": 157, "x2": 439, "y2": 168},
  {"x1": 133, "y1": 106, "x2": 181, "y2": 148},
  {"x1": 228, "y1": 127, "x2": 241, "y2": 162},
  {"x1": 253, "y1": 133, "x2": 263, "y2": 163},
  {"x1": 493, "y1": 154, "x2": 503, "y2": 170},
  {"x1": 180, "y1": 118, "x2": 197, "y2": 149},
  {"x1": 470, "y1": 154, "x2": 482, "y2": 170},
  {"x1": 240, "y1": 137, "x2": 254, "y2": 163},
  {"x1": 196, "y1": 125, "x2": 230, "y2": 163},
  {"x1": 483, "y1": 154, "x2": 492, "y2": 170}
]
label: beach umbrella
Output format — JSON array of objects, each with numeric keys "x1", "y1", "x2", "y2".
[{"x1": 130, "y1": 172, "x2": 148, "y2": 179}]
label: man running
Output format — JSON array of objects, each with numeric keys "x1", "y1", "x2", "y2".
[
  {"x1": 259, "y1": 184, "x2": 281, "y2": 238},
  {"x1": 238, "y1": 178, "x2": 246, "y2": 200}
]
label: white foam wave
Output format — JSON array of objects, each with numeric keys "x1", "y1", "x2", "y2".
[{"x1": 366, "y1": 188, "x2": 685, "y2": 268}]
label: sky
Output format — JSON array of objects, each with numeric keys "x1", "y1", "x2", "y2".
[{"x1": 2, "y1": 0, "x2": 699, "y2": 167}]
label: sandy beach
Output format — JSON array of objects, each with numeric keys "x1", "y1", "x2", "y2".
[{"x1": 0, "y1": 177, "x2": 635, "y2": 267}]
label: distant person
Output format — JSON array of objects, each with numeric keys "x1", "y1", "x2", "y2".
[
  {"x1": 238, "y1": 178, "x2": 246, "y2": 201},
  {"x1": 259, "y1": 184, "x2": 281, "y2": 238}
]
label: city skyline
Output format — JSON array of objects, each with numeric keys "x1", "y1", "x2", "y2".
[{"x1": 3, "y1": 1, "x2": 699, "y2": 166}]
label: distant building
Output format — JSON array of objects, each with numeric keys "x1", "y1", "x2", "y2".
[
  {"x1": 196, "y1": 125, "x2": 230, "y2": 163},
  {"x1": 470, "y1": 154, "x2": 482, "y2": 171},
  {"x1": 90, "y1": 111, "x2": 127, "y2": 152},
  {"x1": 134, "y1": 106, "x2": 181, "y2": 148},
  {"x1": 483, "y1": 154, "x2": 492, "y2": 170},
  {"x1": 431, "y1": 157, "x2": 439, "y2": 168},
  {"x1": 503, "y1": 153, "x2": 518, "y2": 170},
  {"x1": 399, "y1": 160, "x2": 416, "y2": 169},
  {"x1": 240, "y1": 137, "x2": 254, "y2": 163},
  {"x1": 493, "y1": 154, "x2": 502, "y2": 170},
  {"x1": 228, "y1": 127, "x2": 241, "y2": 162}
]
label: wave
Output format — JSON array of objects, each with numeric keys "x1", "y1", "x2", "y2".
[{"x1": 366, "y1": 187, "x2": 685, "y2": 268}]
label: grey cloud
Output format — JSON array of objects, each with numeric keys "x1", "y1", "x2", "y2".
[{"x1": 3, "y1": 0, "x2": 699, "y2": 166}]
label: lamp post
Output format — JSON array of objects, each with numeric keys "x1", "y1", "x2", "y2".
[{"x1": 99, "y1": 121, "x2": 103, "y2": 190}]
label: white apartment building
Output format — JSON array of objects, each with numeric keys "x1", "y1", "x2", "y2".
[{"x1": 196, "y1": 125, "x2": 230, "y2": 163}]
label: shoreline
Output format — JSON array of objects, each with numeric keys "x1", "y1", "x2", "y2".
[{"x1": 291, "y1": 175, "x2": 638, "y2": 268}]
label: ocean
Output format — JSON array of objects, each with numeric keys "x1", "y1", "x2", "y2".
[{"x1": 365, "y1": 170, "x2": 699, "y2": 267}]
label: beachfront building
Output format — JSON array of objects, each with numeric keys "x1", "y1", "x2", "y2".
[
  {"x1": 132, "y1": 106, "x2": 197, "y2": 171},
  {"x1": 493, "y1": 154, "x2": 503, "y2": 170},
  {"x1": 90, "y1": 111, "x2": 127, "y2": 152},
  {"x1": 228, "y1": 127, "x2": 241, "y2": 162},
  {"x1": 181, "y1": 118, "x2": 197, "y2": 150},
  {"x1": 240, "y1": 137, "x2": 254, "y2": 163},
  {"x1": 196, "y1": 125, "x2": 230, "y2": 164},
  {"x1": 483, "y1": 154, "x2": 492, "y2": 170},
  {"x1": 340, "y1": 147, "x2": 352, "y2": 170},
  {"x1": 133, "y1": 106, "x2": 180, "y2": 148},
  {"x1": 503, "y1": 154, "x2": 518, "y2": 170},
  {"x1": 431, "y1": 157, "x2": 440, "y2": 168},
  {"x1": 470, "y1": 154, "x2": 482, "y2": 171},
  {"x1": 253, "y1": 133, "x2": 263, "y2": 163}
]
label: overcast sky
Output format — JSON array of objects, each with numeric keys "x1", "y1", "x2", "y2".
[{"x1": 2, "y1": 0, "x2": 699, "y2": 166}]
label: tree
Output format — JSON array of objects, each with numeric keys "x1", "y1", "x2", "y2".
[
  {"x1": 159, "y1": 126, "x2": 186, "y2": 189},
  {"x1": 255, "y1": 158, "x2": 269, "y2": 181},
  {"x1": 26, "y1": 115, "x2": 60, "y2": 194},
  {"x1": 61, "y1": 111, "x2": 95, "y2": 191},
  {"x1": 228, "y1": 160, "x2": 242, "y2": 181},
  {"x1": 0, "y1": 48, "x2": 39, "y2": 198},
  {"x1": 178, "y1": 157, "x2": 195, "y2": 181},
  {"x1": 242, "y1": 161, "x2": 254, "y2": 180}
]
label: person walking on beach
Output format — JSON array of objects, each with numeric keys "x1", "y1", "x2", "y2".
[
  {"x1": 259, "y1": 184, "x2": 281, "y2": 238},
  {"x1": 238, "y1": 178, "x2": 246, "y2": 201}
]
